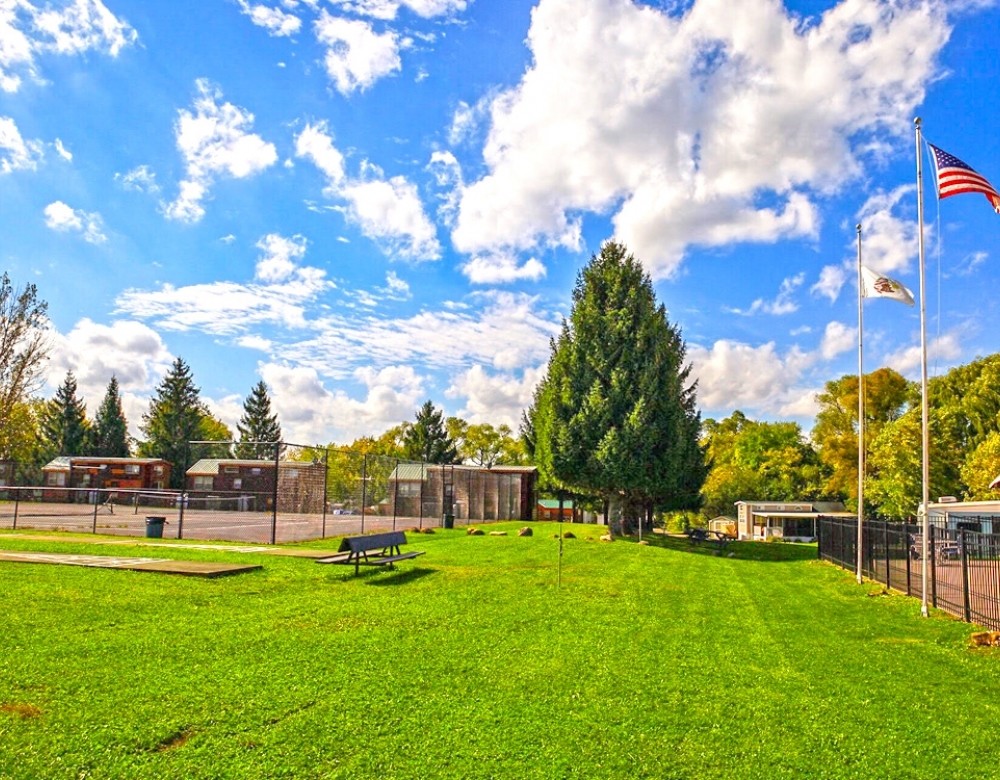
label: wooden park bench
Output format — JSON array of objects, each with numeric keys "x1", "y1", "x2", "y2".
[{"x1": 315, "y1": 531, "x2": 425, "y2": 575}]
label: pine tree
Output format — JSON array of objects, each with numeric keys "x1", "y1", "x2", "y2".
[
  {"x1": 235, "y1": 380, "x2": 282, "y2": 460},
  {"x1": 91, "y1": 376, "x2": 130, "y2": 457},
  {"x1": 402, "y1": 401, "x2": 458, "y2": 463},
  {"x1": 39, "y1": 371, "x2": 90, "y2": 458},
  {"x1": 530, "y1": 241, "x2": 706, "y2": 530},
  {"x1": 138, "y1": 358, "x2": 208, "y2": 488}
]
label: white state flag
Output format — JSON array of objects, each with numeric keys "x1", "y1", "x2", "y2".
[{"x1": 860, "y1": 265, "x2": 915, "y2": 306}]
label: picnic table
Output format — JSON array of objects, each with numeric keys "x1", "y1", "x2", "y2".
[{"x1": 685, "y1": 527, "x2": 734, "y2": 553}]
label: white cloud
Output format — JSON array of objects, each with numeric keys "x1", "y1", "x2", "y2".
[
  {"x1": 382, "y1": 271, "x2": 411, "y2": 299},
  {"x1": 255, "y1": 233, "x2": 308, "y2": 283},
  {"x1": 883, "y1": 331, "x2": 963, "y2": 376},
  {"x1": 43, "y1": 200, "x2": 107, "y2": 244},
  {"x1": 45, "y1": 318, "x2": 174, "y2": 436},
  {"x1": 53, "y1": 138, "x2": 72, "y2": 161},
  {"x1": 460, "y1": 252, "x2": 546, "y2": 284},
  {"x1": 856, "y1": 185, "x2": 920, "y2": 275},
  {"x1": 731, "y1": 273, "x2": 804, "y2": 316},
  {"x1": 258, "y1": 362, "x2": 426, "y2": 444},
  {"x1": 811, "y1": 263, "x2": 847, "y2": 303},
  {"x1": 0, "y1": 0, "x2": 136, "y2": 93},
  {"x1": 164, "y1": 79, "x2": 278, "y2": 223},
  {"x1": 295, "y1": 123, "x2": 440, "y2": 261},
  {"x1": 452, "y1": 0, "x2": 952, "y2": 278},
  {"x1": 0, "y1": 116, "x2": 43, "y2": 173},
  {"x1": 114, "y1": 264, "x2": 333, "y2": 335},
  {"x1": 341, "y1": 172, "x2": 441, "y2": 260},
  {"x1": 33, "y1": 0, "x2": 137, "y2": 56},
  {"x1": 295, "y1": 121, "x2": 346, "y2": 187},
  {"x1": 446, "y1": 364, "x2": 544, "y2": 428},
  {"x1": 314, "y1": 12, "x2": 401, "y2": 94},
  {"x1": 331, "y1": 0, "x2": 468, "y2": 21},
  {"x1": 819, "y1": 320, "x2": 856, "y2": 360},
  {"x1": 115, "y1": 164, "x2": 160, "y2": 193},
  {"x1": 237, "y1": 1, "x2": 302, "y2": 36}
]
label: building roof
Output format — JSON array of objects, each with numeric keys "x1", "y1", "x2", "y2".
[
  {"x1": 42, "y1": 456, "x2": 168, "y2": 471},
  {"x1": 538, "y1": 499, "x2": 573, "y2": 510},
  {"x1": 186, "y1": 458, "x2": 322, "y2": 476},
  {"x1": 388, "y1": 463, "x2": 537, "y2": 481}
]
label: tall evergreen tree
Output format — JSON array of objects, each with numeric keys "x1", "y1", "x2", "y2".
[
  {"x1": 235, "y1": 380, "x2": 282, "y2": 459},
  {"x1": 39, "y1": 371, "x2": 90, "y2": 458},
  {"x1": 529, "y1": 241, "x2": 706, "y2": 530},
  {"x1": 91, "y1": 376, "x2": 131, "y2": 457},
  {"x1": 402, "y1": 401, "x2": 458, "y2": 463},
  {"x1": 138, "y1": 358, "x2": 210, "y2": 488}
]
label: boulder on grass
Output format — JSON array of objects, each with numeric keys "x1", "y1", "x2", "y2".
[
  {"x1": 518, "y1": 527, "x2": 533, "y2": 537},
  {"x1": 600, "y1": 533, "x2": 614, "y2": 542},
  {"x1": 467, "y1": 527, "x2": 485, "y2": 536},
  {"x1": 489, "y1": 531, "x2": 507, "y2": 537},
  {"x1": 562, "y1": 531, "x2": 576, "y2": 539}
]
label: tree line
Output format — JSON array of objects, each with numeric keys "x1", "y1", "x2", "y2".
[{"x1": 6, "y1": 251, "x2": 1000, "y2": 523}]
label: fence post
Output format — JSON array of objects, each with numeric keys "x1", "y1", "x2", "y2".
[
  {"x1": 960, "y1": 528, "x2": 971, "y2": 623},
  {"x1": 884, "y1": 521, "x2": 891, "y2": 590},
  {"x1": 270, "y1": 442, "x2": 280, "y2": 545},
  {"x1": 906, "y1": 522, "x2": 913, "y2": 596},
  {"x1": 92, "y1": 490, "x2": 99, "y2": 534},
  {"x1": 12, "y1": 487, "x2": 19, "y2": 530},
  {"x1": 321, "y1": 447, "x2": 330, "y2": 540},
  {"x1": 930, "y1": 524, "x2": 938, "y2": 609},
  {"x1": 360, "y1": 454, "x2": 368, "y2": 535},
  {"x1": 391, "y1": 457, "x2": 398, "y2": 531}
]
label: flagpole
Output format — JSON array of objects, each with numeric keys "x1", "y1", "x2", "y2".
[
  {"x1": 856, "y1": 224, "x2": 865, "y2": 585},
  {"x1": 914, "y1": 117, "x2": 931, "y2": 618}
]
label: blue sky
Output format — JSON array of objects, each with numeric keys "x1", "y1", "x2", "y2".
[{"x1": 3, "y1": 0, "x2": 1000, "y2": 446}]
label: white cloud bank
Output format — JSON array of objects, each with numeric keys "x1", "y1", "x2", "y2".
[{"x1": 451, "y1": 0, "x2": 956, "y2": 279}]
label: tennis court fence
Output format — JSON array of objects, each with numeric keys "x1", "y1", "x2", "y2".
[{"x1": 0, "y1": 449, "x2": 537, "y2": 544}]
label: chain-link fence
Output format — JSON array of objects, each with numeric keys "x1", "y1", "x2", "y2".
[{"x1": 0, "y1": 447, "x2": 537, "y2": 544}]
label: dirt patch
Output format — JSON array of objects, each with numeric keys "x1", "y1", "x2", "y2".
[{"x1": 1, "y1": 702, "x2": 42, "y2": 719}]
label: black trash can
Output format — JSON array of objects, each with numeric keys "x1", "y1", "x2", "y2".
[
  {"x1": 145, "y1": 516, "x2": 166, "y2": 539},
  {"x1": 443, "y1": 513, "x2": 455, "y2": 529}
]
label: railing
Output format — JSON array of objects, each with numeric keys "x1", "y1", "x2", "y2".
[{"x1": 818, "y1": 516, "x2": 1000, "y2": 631}]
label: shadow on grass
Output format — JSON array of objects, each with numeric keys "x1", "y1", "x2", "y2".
[
  {"x1": 364, "y1": 566, "x2": 436, "y2": 586},
  {"x1": 635, "y1": 534, "x2": 818, "y2": 563}
]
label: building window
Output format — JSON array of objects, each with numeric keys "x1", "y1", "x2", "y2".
[
  {"x1": 193, "y1": 476, "x2": 213, "y2": 491},
  {"x1": 224, "y1": 466, "x2": 239, "y2": 475},
  {"x1": 396, "y1": 481, "x2": 421, "y2": 498},
  {"x1": 232, "y1": 478, "x2": 242, "y2": 490},
  {"x1": 125, "y1": 464, "x2": 140, "y2": 475}
]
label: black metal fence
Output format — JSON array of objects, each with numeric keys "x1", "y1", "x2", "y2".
[
  {"x1": 0, "y1": 447, "x2": 536, "y2": 544},
  {"x1": 818, "y1": 516, "x2": 1000, "y2": 631}
]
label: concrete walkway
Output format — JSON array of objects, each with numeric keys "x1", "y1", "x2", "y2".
[{"x1": 0, "y1": 549, "x2": 262, "y2": 577}]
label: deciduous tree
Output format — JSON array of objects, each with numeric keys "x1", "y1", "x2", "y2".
[{"x1": 0, "y1": 273, "x2": 49, "y2": 460}]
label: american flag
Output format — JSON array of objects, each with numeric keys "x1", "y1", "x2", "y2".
[{"x1": 929, "y1": 144, "x2": 1000, "y2": 213}]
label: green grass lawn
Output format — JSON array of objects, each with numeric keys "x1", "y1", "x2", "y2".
[{"x1": 0, "y1": 524, "x2": 998, "y2": 779}]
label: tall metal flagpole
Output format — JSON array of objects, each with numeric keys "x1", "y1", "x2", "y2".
[
  {"x1": 856, "y1": 224, "x2": 865, "y2": 585},
  {"x1": 914, "y1": 117, "x2": 931, "y2": 618}
]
